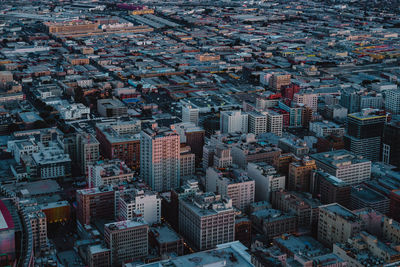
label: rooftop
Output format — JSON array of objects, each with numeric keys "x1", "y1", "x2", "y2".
[{"x1": 311, "y1": 149, "x2": 371, "y2": 168}]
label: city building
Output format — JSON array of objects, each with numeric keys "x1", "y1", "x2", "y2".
[
  {"x1": 104, "y1": 219, "x2": 148, "y2": 266},
  {"x1": 97, "y1": 99, "x2": 128, "y2": 117},
  {"x1": 382, "y1": 120, "x2": 400, "y2": 168},
  {"x1": 119, "y1": 189, "x2": 161, "y2": 225},
  {"x1": 131, "y1": 241, "x2": 253, "y2": 267},
  {"x1": 173, "y1": 122, "x2": 205, "y2": 166},
  {"x1": 311, "y1": 170, "x2": 351, "y2": 207},
  {"x1": 31, "y1": 144, "x2": 72, "y2": 179},
  {"x1": 140, "y1": 124, "x2": 180, "y2": 192},
  {"x1": 309, "y1": 121, "x2": 345, "y2": 137},
  {"x1": 386, "y1": 89, "x2": 400, "y2": 114},
  {"x1": 344, "y1": 108, "x2": 387, "y2": 161},
  {"x1": 278, "y1": 137, "x2": 309, "y2": 157},
  {"x1": 231, "y1": 140, "x2": 281, "y2": 169},
  {"x1": 206, "y1": 167, "x2": 255, "y2": 211},
  {"x1": 76, "y1": 185, "x2": 115, "y2": 226},
  {"x1": 351, "y1": 184, "x2": 390, "y2": 214},
  {"x1": 248, "y1": 111, "x2": 267, "y2": 135},
  {"x1": 318, "y1": 203, "x2": 363, "y2": 247},
  {"x1": 247, "y1": 162, "x2": 285, "y2": 202},
  {"x1": 220, "y1": 110, "x2": 248, "y2": 134},
  {"x1": 88, "y1": 244, "x2": 111, "y2": 267},
  {"x1": 311, "y1": 150, "x2": 371, "y2": 185},
  {"x1": 293, "y1": 91, "x2": 318, "y2": 111},
  {"x1": 288, "y1": 157, "x2": 316, "y2": 192},
  {"x1": 266, "y1": 110, "x2": 283, "y2": 136},
  {"x1": 149, "y1": 225, "x2": 184, "y2": 257},
  {"x1": 96, "y1": 121, "x2": 141, "y2": 170},
  {"x1": 182, "y1": 104, "x2": 199, "y2": 126},
  {"x1": 88, "y1": 160, "x2": 134, "y2": 187},
  {"x1": 180, "y1": 145, "x2": 195, "y2": 179},
  {"x1": 179, "y1": 193, "x2": 235, "y2": 251}
]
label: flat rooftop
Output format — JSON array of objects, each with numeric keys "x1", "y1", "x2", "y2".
[
  {"x1": 320, "y1": 203, "x2": 358, "y2": 220},
  {"x1": 311, "y1": 149, "x2": 371, "y2": 168},
  {"x1": 150, "y1": 225, "x2": 181, "y2": 244}
]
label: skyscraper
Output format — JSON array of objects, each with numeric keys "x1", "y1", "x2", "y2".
[
  {"x1": 344, "y1": 108, "x2": 387, "y2": 161},
  {"x1": 140, "y1": 124, "x2": 180, "y2": 192},
  {"x1": 382, "y1": 120, "x2": 400, "y2": 168}
]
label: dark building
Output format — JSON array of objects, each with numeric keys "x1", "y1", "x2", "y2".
[
  {"x1": 235, "y1": 217, "x2": 252, "y2": 247},
  {"x1": 351, "y1": 184, "x2": 389, "y2": 215},
  {"x1": 390, "y1": 190, "x2": 400, "y2": 223},
  {"x1": 344, "y1": 109, "x2": 386, "y2": 162},
  {"x1": 311, "y1": 170, "x2": 351, "y2": 208},
  {"x1": 316, "y1": 134, "x2": 344, "y2": 153},
  {"x1": 382, "y1": 120, "x2": 400, "y2": 168}
]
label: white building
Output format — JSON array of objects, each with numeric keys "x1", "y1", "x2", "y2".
[
  {"x1": 293, "y1": 92, "x2": 318, "y2": 111},
  {"x1": 32, "y1": 143, "x2": 72, "y2": 179},
  {"x1": 182, "y1": 104, "x2": 199, "y2": 126},
  {"x1": 220, "y1": 110, "x2": 248, "y2": 134},
  {"x1": 386, "y1": 89, "x2": 400, "y2": 114},
  {"x1": 266, "y1": 110, "x2": 283, "y2": 136},
  {"x1": 248, "y1": 111, "x2": 267, "y2": 135},
  {"x1": 140, "y1": 125, "x2": 180, "y2": 192},
  {"x1": 206, "y1": 167, "x2": 255, "y2": 211},
  {"x1": 8, "y1": 139, "x2": 39, "y2": 164},
  {"x1": 247, "y1": 162, "x2": 285, "y2": 202},
  {"x1": 311, "y1": 150, "x2": 371, "y2": 185},
  {"x1": 119, "y1": 189, "x2": 161, "y2": 225},
  {"x1": 309, "y1": 121, "x2": 345, "y2": 137},
  {"x1": 88, "y1": 160, "x2": 134, "y2": 187},
  {"x1": 54, "y1": 101, "x2": 90, "y2": 121}
]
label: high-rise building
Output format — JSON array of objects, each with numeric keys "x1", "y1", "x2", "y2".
[
  {"x1": 140, "y1": 125, "x2": 180, "y2": 192},
  {"x1": 76, "y1": 185, "x2": 115, "y2": 226},
  {"x1": 205, "y1": 167, "x2": 255, "y2": 211},
  {"x1": 266, "y1": 110, "x2": 283, "y2": 136},
  {"x1": 268, "y1": 73, "x2": 291, "y2": 91},
  {"x1": 340, "y1": 88, "x2": 383, "y2": 113},
  {"x1": 24, "y1": 205, "x2": 47, "y2": 253},
  {"x1": 119, "y1": 189, "x2": 161, "y2": 225},
  {"x1": 220, "y1": 110, "x2": 248, "y2": 134},
  {"x1": 179, "y1": 193, "x2": 235, "y2": 251},
  {"x1": 344, "y1": 108, "x2": 387, "y2": 161},
  {"x1": 104, "y1": 219, "x2": 148, "y2": 266},
  {"x1": 311, "y1": 150, "x2": 371, "y2": 185},
  {"x1": 386, "y1": 89, "x2": 400, "y2": 114},
  {"x1": 96, "y1": 120, "x2": 141, "y2": 170},
  {"x1": 77, "y1": 133, "x2": 100, "y2": 175},
  {"x1": 288, "y1": 157, "x2": 316, "y2": 192},
  {"x1": 182, "y1": 104, "x2": 199, "y2": 126},
  {"x1": 247, "y1": 162, "x2": 285, "y2": 202},
  {"x1": 382, "y1": 120, "x2": 400, "y2": 168},
  {"x1": 318, "y1": 203, "x2": 363, "y2": 247},
  {"x1": 248, "y1": 111, "x2": 267, "y2": 135}
]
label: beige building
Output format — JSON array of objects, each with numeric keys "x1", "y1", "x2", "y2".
[
  {"x1": 179, "y1": 193, "x2": 235, "y2": 251},
  {"x1": 180, "y1": 145, "x2": 195, "y2": 178},
  {"x1": 318, "y1": 203, "x2": 363, "y2": 247},
  {"x1": 88, "y1": 244, "x2": 111, "y2": 267},
  {"x1": 288, "y1": 157, "x2": 316, "y2": 192}
]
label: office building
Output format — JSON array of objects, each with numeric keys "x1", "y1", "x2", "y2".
[
  {"x1": 182, "y1": 104, "x2": 199, "y2": 126},
  {"x1": 206, "y1": 167, "x2": 255, "y2": 211},
  {"x1": 311, "y1": 170, "x2": 351, "y2": 207},
  {"x1": 231, "y1": 141, "x2": 281, "y2": 169},
  {"x1": 268, "y1": 73, "x2": 291, "y2": 91},
  {"x1": 88, "y1": 159, "x2": 134, "y2": 187},
  {"x1": 386, "y1": 89, "x2": 400, "y2": 114},
  {"x1": 76, "y1": 185, "x2": 115, "y2": 226},
  {"x1": 247, "y1": 162, "x2": 285, "y2": 202},
  {"x1": 31, "y1": 144, "x2": 72, "y2": 179},
  {"x1": 311, "y1": 150, "x2": 371, "y2": 185},
  {"x1": 266, "y1": 109, "x2": 283, "y2": 136},
  {"x1": 119, "y1": 189, "x2": 161, "y2": 225},
  {"x1": 344, "y1": 108, "x2": 387, "y2": 161},
  {"x1": 288, "y1": 157, "x2": 316, "y2": 192},
  {"x1": 25, "y1": 205, "x2": 47, "y2": 253},
  {"x1": 140, "y1": 124, "x2": 180, "y2": 192},
  {"x1": 382, "y1": 120, "x2": 400, "y2": 168},
  {"x1": 220, "y1": 110, "x2": 248, "y2": 134},
  {"x1": 248, "y1": 111, "x2": 267, "y2": 135},
  {"x1": 149, "y1": 225, "x2": 184, "y2": 256},
  {"x1": 318, "y1": 203, "x2": 363, "y2": 247},
  {"x1": 278, "y1": 137, "x2": 309, "y2": 157},
  {"x1": 351, "y1": 184, "x2": 390, "y2": 214},
  {"x1": 104, "y1": 219, "x2": 148, "y2": 266},
  {"x1": 179, "y1": 193, "x2": 235, "y2": 251}
]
